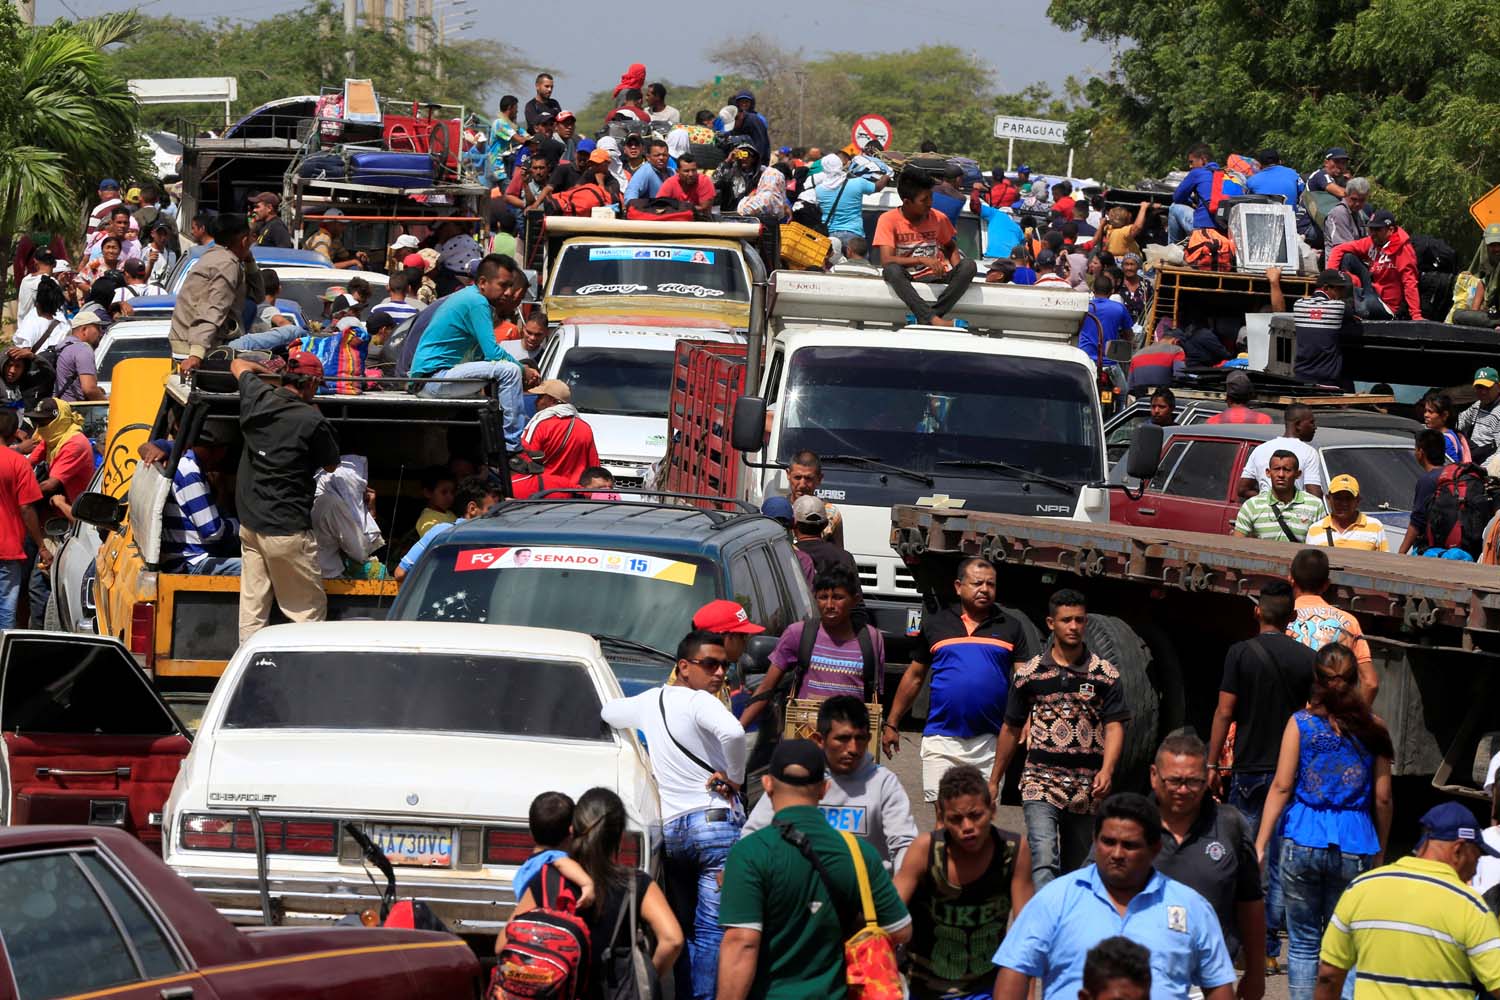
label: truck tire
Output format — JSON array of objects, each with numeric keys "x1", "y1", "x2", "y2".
[
  {"x1": 1084, "y1": 613, "x2": 1159, "y2": 790},
  {"x1": 1132, "y1": 621, "x2": 1186, "y2": 738},
  {"x1": 1000, "y1": 605, "x2": 1044, "y2": 661}
]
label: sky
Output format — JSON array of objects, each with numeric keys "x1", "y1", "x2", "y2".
[{"x1": 46, "y1": 0, "x2": 1120, "y2": 109}]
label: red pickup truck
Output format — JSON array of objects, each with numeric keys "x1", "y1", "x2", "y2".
[{"x1": 0, "y1": 825, "x2": 481, "y2": 999}]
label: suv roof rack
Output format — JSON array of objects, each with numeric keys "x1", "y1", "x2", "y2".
[{"x1": 502, "y1": 490, "x2": 763, "y2": 531}]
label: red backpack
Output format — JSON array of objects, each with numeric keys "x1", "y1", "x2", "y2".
[
  {"x1": 1425, "y1": 463, "x2": 1497, "y2": 556},
  {"x1": 492, "y1": 865, "x2": 591, "y2": 999},
  {"x1": 546, "y1": 182, "x2": 616, "y2": 217},
  {"x1": 1185, "y1": 228, "x2": 1235, "y2": 272}
]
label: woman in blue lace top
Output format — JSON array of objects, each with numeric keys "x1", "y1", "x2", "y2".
[{"x1": 1253, "y1": 644, "x2": 1393, "y2": 1000}]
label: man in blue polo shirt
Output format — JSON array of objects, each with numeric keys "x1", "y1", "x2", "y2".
[
  {"x1": 882, "y1": 557, "x2": 1032, "y2": 811},
  {"x1": 1245, "y1": 148, "x2": 1304, "y2": 206},
  {"x1": 994, "y1": 793, "x2": 1237, "y2": 1000}
]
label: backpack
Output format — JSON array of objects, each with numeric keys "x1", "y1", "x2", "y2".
[
  {"x1": 624, "y1": 197, "x2": 694, "y2": 222},
  {"x1": 546, "y1": 182, "x2": 615, "y2": 217},
  {"x1": 1298, "y1": 189, "x2": 1339, "y2": 250},
  {"x1": 492, "y1": 864, "x2": 592, "y2": 1000},
  {"x1": 1425, "y1": 463, "x2": 1498, "y2": 557},
  {"x1": 1185, "y1": 228, "x2": 1235, "y2": 272}
]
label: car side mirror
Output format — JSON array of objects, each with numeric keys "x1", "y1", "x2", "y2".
[
  {"x1": 43, "y1": 517, "x2": 70, "y2": 539},
  {"x1": 730, "y1": 396, "x2": 767, "y2": 453},
  {"x1": 70, "y1": 491, "x2": 126, "y2": 530},
  {"x1": 744, "y1": 633, "x2": 777, "y2": 675},
  {"x1": 1104, "y1": 339, "x2": 1134, "y2": 364},
  {"x1": 1125, "y1": 424, "x2": 1165, "y2": 482}
]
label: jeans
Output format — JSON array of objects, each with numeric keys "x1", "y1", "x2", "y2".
[
  {"x1": 1168, "y1": 203, "x2": 1197, "y2": 243},
  {"x1": 1229, "y1": 772, "x2": 1282, "y2": 959},
  {"x1": 227, "y1": 327, "x2": 301, "y2": 352},
  {"x1": 880, "y1": 259, "x2": 977, "y2": 324},
  {"x1": 417, "y1": 361, "x2": 525, "y2": 450},
  {"x1": 0, "y1": 558, "x2": 25, "y2": 629},
  {"x1": 1023, "y1": 800, "x2": 1094, "y2": 889},
  {"x1": 1281, "y1": 840, "x2": 1373, "y2": 1000},
  {"x1": 1336, "y1": 255, "x2": 1396, "y2": 319},
  {"x1": 26, "y1": 537, "x2": 49, "y2": 629},
  {"x1": 663, "y1": 808, "x2": 742, "y2": 1000},
  {"x1": 188, "y1": 555, "x2": 243, "y2": 576}
]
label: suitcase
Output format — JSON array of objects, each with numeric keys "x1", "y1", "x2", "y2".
[
  {"x1": 349, "y1": 150, "x2": 433, "y2": 186},
  {"x1": 298, "y1": 152, "x2": 347, "y2": 179}
]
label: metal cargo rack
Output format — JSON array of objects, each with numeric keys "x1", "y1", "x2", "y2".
[{"x1": 1144, "y1": 265, "x2": 1315, "y2": 342}]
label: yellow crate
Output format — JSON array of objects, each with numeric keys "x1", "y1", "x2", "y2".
[
  {"x1": 782, "y1": 698, "x2": 883, "y2": 742},
  {"x1": 780, "y1": 222, "x2": 833, "y2": 271}
]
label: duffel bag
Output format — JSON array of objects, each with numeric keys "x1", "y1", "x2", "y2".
[
  {"x1": 298, "y1": 152, "x2": 347, "y2": 180},
  {"x1": 625, "y1": 197, "x2": 695, "y2": 221}
]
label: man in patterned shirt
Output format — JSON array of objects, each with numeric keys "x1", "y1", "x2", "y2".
[{"x1": 990, "y1": 588, "x2": 1130, "y2": 887}]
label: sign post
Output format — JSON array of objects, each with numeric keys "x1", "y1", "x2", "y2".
[
  {"x1": 992, "y1": 114, "x2": 1072, "y2": 175},
  {"x1": 852, "y1": 114, "x2": 893, "y2": 152}
]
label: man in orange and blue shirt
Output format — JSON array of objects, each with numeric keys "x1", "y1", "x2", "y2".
[{"x1": 882, "y1": 557, "x2": 1033, "y2": 808}]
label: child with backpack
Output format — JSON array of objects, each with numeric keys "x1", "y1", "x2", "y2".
[{"x1": 512, "y1": 791, "x2": 595, "y2": 907}]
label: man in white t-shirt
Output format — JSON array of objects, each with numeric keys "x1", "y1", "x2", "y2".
[
  {"x1": 1237, "y1": 403, "x2": 1327, "y2": 499},
  {"x1": 600, "y1": 629, "x2": 747, "y2": 999}
]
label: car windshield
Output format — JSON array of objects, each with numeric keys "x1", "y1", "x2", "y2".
[
  {"x1": 1323, "y1": 445, "x2": 1422, "y2": 513},
  {"x1": 220, "y1": 650, "x2": 608, "y2": 740},
  {"x1": 278, "y1": 276, "x2": 386, "y2": 319},
  {"x1": 777, "y1": 346, "x2": 1102, "y2": 482},
  {"x1": 550, "y1": 244, "x2": 749, "y2": 302},
  {"x1": 400, "y1": 546, "x2": 716, "y2": 656},
  {"x1": 99, "y1": 337, "x2": 169, "y2": 383},
  {"x1": 558, "y1": 347, "x2": 675, "y2": 417}
]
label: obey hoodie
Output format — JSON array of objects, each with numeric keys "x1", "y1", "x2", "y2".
[{"x1": 742, "y1": 753, "x2": 917, "y2": 871}]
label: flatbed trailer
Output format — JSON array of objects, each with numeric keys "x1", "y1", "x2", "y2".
[{"x1": 890, "y1": 504, "x2": 1500, "y2": 800}]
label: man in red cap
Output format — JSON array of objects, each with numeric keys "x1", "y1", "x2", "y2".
[
  {"x1": 230, "y1": 354, "x2": 341, "y2": 643},
  {"x1": 665, "y1": 599, "x2": 765, "y2": 709}
]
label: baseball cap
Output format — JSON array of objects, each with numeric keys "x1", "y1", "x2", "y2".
[
  {"x1": 323, "y1": 207, "x2": 345, "y2": 218},
  {"x1": 792, "y1": 495, "x2": 827, "y2": 526},
  {"x1": 589, "y1": 148, "x2": 611, "y2": 165},
  {"x1": 623, "y1": 131, "x2": 643, "y2": 144},
  {"x1": 1417, "y1": 802, "x2": 1500, "y2": 856},
  {"x1": 125, "y1": 187, "x2": 142, "y2": 203},
  {"x1": 534, "y1": 111, "x2": 555, "y2": 126},
  {"x1": 327, "y1": 293, "x2": 356, "y2": 314},
  {"x1": 1316, "y1": 268, "x2": 1352, "y2": 289},
  {"x1": 1473, "y1": 367, "x2": 1499, "y2": 388},
  {"x1": 150, "y1": 219, "x2": 173, "y2": 233},
  {"x1": 1484, "y1": 222, "x2": 1500, "y2": 246},
  {"x1": 99, "y1": 178, "x2": 119, "y2": 191},
  {"x1": 318, "y1": 285, "x2": 348, "y2": 302},
  {"x1": 1016, "y1": 164, "x2": 1031, "y2": 174},
  {"x1": 1327, "y1": 474, "x2": 1360, "y2": 496},
  {"x1": 693, "y1": 599, "x2": 765, "y2": 635},
  {"x1": 1225, "y1": 370, "x2": 1255, "y2": 396},
  {"x1": 760, "y1": 495, "x2": 794, "y2": 526},
  {"x1": 1367, "y1": 209, "x2": 1396, "y2": 228},
  {"x1": 402, "y1": 251, "x2": 428, "y2": 270},
  {"x1": 122, "y1": 258, "x2": 146, "y2": 277},
  {"x1": 391, "y1": 234, "x2": 420, "y2": 250},
  {"x1": 70, "y1": 312, "x2": 104, "y2": 331},
  {"x1": 249, "y1": 191, "x2": 281, "y2": 208},
  {"x1": 768, "y1": 739, "x2": 826, "y2": 786},
  {"x1": 335, "y1": 315, "x2": 364, "y2": 333},
  {"x1": 54, "y1": 259, "x2": 73, "y2": 273},
  {"x1": 527, "y1": 378, "x2": 571, "y2": 402},
  {"x1": 25, "y1": 398, "x2": 60, "y2": 422},
  {"x1": 556, "y1": 110, "x2": 575, "y2": 122},
  {"x1": 576, "y1": 138, "x2": 597, "y2": 154},
  {"x1": 1035, "y1": 249, "x2": 1057, "y2": 267},
  {"x1": 1324, "y1": 147, "x2": 1350, "y2": 161},
  {"x1": 287, "y1": 353, "x2": 325, "y2": 380}
]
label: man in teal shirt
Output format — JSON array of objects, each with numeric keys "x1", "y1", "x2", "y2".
[
  {"x1": 718, "y1": 739, "x2": 911, "y2": 1000},
  {"x1": 410, "y1": 255, "x2": 526, "y2": 451}
]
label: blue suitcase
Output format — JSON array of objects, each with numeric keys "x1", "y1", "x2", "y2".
[{"x1": 349, "y1": 151, "x2": 432, "y2": 186}]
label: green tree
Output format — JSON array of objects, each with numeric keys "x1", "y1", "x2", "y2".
[
  {"x1": 1048, "y1": 0, "x2": 1500, "y2": 249},
  {"x1": 0, "y1": 7, "x2": 146, "y2": 304}
]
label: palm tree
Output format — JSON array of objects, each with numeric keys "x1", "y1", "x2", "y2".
[{"x1": 0, "y1": 7, "x2": 146, "y2": 307}]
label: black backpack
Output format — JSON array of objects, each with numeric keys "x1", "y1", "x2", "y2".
[{"x1": 1425, "y1": 463, "x2": 1498, "y2": 557}]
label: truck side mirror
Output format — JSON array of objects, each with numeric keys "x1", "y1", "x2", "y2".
[
  {"x1": 70, "y1": 491, "x2": 126, "y2": 530},
  {"x1": 1104, "y1": 339, "x2": 1134, "y2": 364},
  {"x1": 1125, "y1": 424, "x2": 1165, "y2": 482},
  {"x1": 731, "y1": 396, "x2": 768, "y2": 453}
]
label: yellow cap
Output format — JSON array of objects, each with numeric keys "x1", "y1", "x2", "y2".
[{"x1": 1328, "y1": 474, "x2": 1360, "y2": 496}]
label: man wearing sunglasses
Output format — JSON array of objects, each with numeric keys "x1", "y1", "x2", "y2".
[
  {"x1": 600, "y1": 629, "x2": 747, "y2": 1000},
  {"x1": 1150, "y1": 731, "x2": 1266, "y2": 1000}
]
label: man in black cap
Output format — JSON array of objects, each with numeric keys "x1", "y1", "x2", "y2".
[
  {"x1": 1267, "y1": 265, "x2": 1362, "y2": 388},
  {"x1": 529, "y1": 111, "x2": 565, "y2": 167},
  {"x1": 718, "y1": 739, "x2": 911, "y2": 1000},
  {"x1": 249, "y1": 192, "x2": 292, "y2": 248},
  {"x1": 1327, "y1": 208, "x2": 1424, "y2": 320},
  {"x1": 1306, "y1": 147, "x2": 1351, "y2": 199}
]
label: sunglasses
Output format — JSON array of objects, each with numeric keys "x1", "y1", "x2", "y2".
[{"x1": 684, "y1": 657, "x2": 730, "y2": 672}]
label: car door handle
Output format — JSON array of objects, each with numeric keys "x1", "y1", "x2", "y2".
[
  {"x1": 1137, "y1": 508, "x2": 1157, "y2": 516},
  {"x1": 161, "y1": 987, "x2": 194, "y2": 1000},
  {"x1": 35, "y1": 766, "x2": 131, "y2": 780}
]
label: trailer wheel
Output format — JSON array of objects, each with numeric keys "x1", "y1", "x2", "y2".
[
  {"x1": 1001, "y1": 605, "x2": 1044, "y2": 662},
  {"x1": 1133, "y1": 621, "x2": 1186, "y2": 738},
  {"x1": 1084, "y1": 613, "x2": 1160, "y2": 790}
]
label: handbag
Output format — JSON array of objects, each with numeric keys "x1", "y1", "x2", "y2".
[
  {"x1": 773, "y1": 822, "x2": 903, "y2": 1000},
  {"x1": 600, "y1": 873, "x2": 659, "y2": 1000}
]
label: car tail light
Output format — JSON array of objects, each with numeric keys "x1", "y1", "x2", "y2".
[
  {"x1": 130, "y1": 602, "x2": 156, "y2": 668},
  {"x1": 280, "y1": 819, "x2": 337, "y2": 855},
  {"x1": 617, "y1": 831, "x2": 643, "y2": 870},
  {"x1": 180, "y1": 814, "x2": 336, "y2": 856},
  {"x1": 483, "y1": 827, "x2": 533, "y2": 866},
  {"x1": 181, "y1": 813, "x2": 247, "y2": 851}
]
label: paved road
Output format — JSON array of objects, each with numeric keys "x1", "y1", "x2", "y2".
[{"x1": 877, "y1": 732, "x2": 1293, "y2": 1000}]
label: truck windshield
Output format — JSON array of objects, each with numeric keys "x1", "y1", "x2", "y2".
[
  {"x1": 777, "y1": 346, "x2": 1101, "y2": 482},
  {"x1": 399, "y1": 546, "x2": 717, "y2": 657},
  {"x1": 559, "y1": 347, "x2": 675, "y2": 417},
  {"x1": 551, "y1": 244, "x2": 748, "y2": 302},
  {"x1": 221, "y1": 650, "x2": 607, "y2": 741}
]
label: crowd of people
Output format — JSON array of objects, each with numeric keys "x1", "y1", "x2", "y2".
[{"x1": 495, "y1": 544, "x2": 1500, "y2": 1000}]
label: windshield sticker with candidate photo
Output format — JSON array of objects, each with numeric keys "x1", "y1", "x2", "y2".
[{"x1": 453, "y1": 546, "x2": 698, "y2": 585}]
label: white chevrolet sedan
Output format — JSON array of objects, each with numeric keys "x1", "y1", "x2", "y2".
[{"x1": 162, "y1": 621, "x2": 659, "y2": 942}]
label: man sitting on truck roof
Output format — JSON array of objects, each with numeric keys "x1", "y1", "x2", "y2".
[
  {"x1": 658, "y1": 153, "x2": 716, "y2": 217},
  {"x1": 139, "y1": 424, "x2": 241, "y2": 575},
  {"x1": 874, "y1": 170, "x2": 977, "y2": 329},
  {"x1": 408, "y1": 255, "x2": 527, "y2": 456},
  {"x1": 1127, "y1": 328, "x2": 1186, "y2": 395},
  {"x1": 522, "y1": 379, "x2": 599, "y2": 485}
]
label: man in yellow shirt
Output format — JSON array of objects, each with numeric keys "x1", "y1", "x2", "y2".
[
  {"x1": 1316, "y1": 802, "x2": 1500, "y2": 1000},
  {"x1": 1306, "y1": 475, "x2": 1390, "y2": 552}
]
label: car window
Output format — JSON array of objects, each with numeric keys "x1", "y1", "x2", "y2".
[
  {"x1": 76, "y1": 853, "x2": 180, "y2": 978},
  {"x1": 0, "y1": 636, "x2": 179, "y2": 736},
  {"x1": 729, "y1": 552, "x2": 764, "y2": 625},
  {"x1": 1106, "y1": 410, "x2": 1147, "y2": 464},
  {"x1": 1184, "y1": 407, "x2": 1216, "y2": 424},
  {"x1": 1323, "y1": 446, "x2": 1422, "y2": 513},
  {"x1": 221, "y1": 651, "x2": 608, "y2": 741},
  {"x1": 1148, "y1": 441, "x2": 1188, "y2": 492},
  {"x1": 0, "y1": 852, "x2": 140, "y2": 998},
  {"x1": 98, "y1": 337, "x2": 170, "y2": 383},
  {"x1": 745, "y1": 546, "x2": 787, "y2": 633},
  {"x1": 1163, "y1": 440, "x2": 1240, "y2": 500}
]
